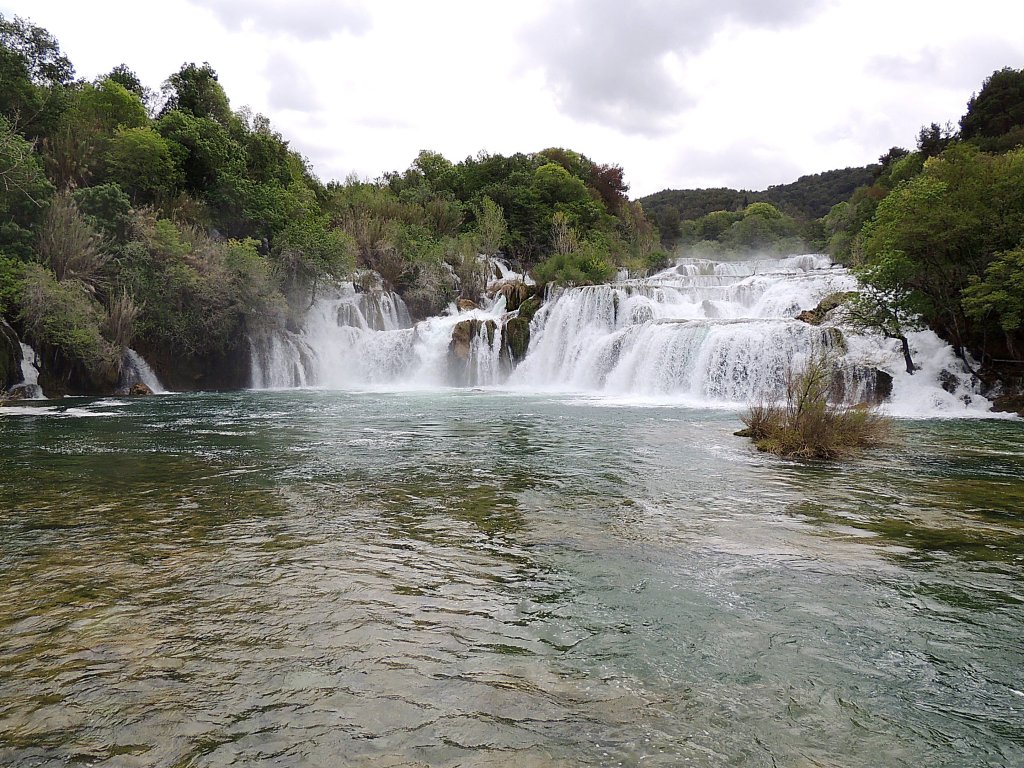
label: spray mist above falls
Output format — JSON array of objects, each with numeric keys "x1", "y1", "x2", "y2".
[{"x1": 249, "y1": 255, "x2": 994, "y2": 417}]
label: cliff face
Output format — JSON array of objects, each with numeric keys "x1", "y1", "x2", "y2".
[{"x1": 0, "y1": 319, "x2": 22, "y2": 392}]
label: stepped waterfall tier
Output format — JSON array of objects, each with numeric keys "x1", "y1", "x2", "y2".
[{"x1": 250, "y1": 255, "x2": 993, "y2": 416}]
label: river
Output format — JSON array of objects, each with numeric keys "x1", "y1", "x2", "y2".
[{"x1": 1, "y1": 390, "x2": 1022, "y2": 766}]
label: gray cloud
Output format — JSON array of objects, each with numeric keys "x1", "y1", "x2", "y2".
[
  {"x1": 201, "y1": 0, "x2": 370, "y2": 41},
  {"x1": 670, "y1": 142, "x2": 805, "y2": 190},
  {"x1": 868, "y1": 39, "x2": 1024, "y2": 90},
  {"x1": 266, "y1": 52, "x2": 321, "y2": 111},
  {"x1": 524, "y1": 0, "x2": 829, "y2": 136}
]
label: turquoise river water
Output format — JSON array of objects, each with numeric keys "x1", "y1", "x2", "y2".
[{"x1": 1, "y1": 390, "x2": 1022, "y2": 767}]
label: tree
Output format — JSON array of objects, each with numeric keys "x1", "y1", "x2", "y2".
[
  {"x1": 960, "y1": 67, "x2": 1024, "y2": 144},
  {"x1": 472, "y1": 196, "x2": 507, "y2": 256},
  {"x1": 0, "y1": 15, "x2": 74, "y2": 139},
  {"x1": 0, "y1": 14, "x2": 73, "y2": 86},
  {"x1": 916, "y1": 122, "x2": 956, "y2": 159},
  {"x1": 843, "y1": 251, "x2": 929, "y2": 374},
  {"x1": 961, "y1": 246, "x2": 1024, "y2": 357},
  {"x1": 161, "y1": 62, "x2": 232, "y2": 126},
  {"x1": 103, "y1": 126, "x2": 181, "y2": 202}
]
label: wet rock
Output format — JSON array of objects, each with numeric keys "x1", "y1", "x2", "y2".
[
  {"x1": 796, "y1": 291, "x2": 855, "y2": 326},
  {"x1": 457, "y1": 298, "x2": 480, "y2": 313},
  {"x1": 502, "y1": 317, "x2": 530, "y2": 363},
  {"x1": 491, "y1": 281, "x2": 533, "y2": 313},
  {"x1": 129, "y1": 382, "x2": 153, "y2": 396},
  {"x1": 992, "y1": 391, "x2": 1024, "y2": 416},
  {"x1": 449, "y1": 319, "x2": 481, "y2": 361},
  {"x1": 0, "y1": 319, "x2": 21, "y2": 391},
  {"x1": 517, "y1": 296, "x2": 542, "y2": 322},
  {"x1": 938, "y1": 369, "x2": 960, "y2": 394}
]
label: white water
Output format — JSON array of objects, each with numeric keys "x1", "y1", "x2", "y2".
[
  {"x1": 250, "y1": 255, "x2": 998, "y2": 417},
  {"x1": 121, "y1": 348, "x2": 167, "y2": 393},
  {"x1": 14, "y1": 343, "x2": 44, "y2": 399}
]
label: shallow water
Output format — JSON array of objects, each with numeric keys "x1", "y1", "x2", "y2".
[{"x1": 1, "y1": 391, "x2": 1022, "y2": 767}]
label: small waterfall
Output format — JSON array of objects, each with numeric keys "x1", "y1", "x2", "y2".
[
  {"x1": 249, "y1": 256, "x2": 996, "y2": 416},
  {"x1": 120, "y1": 348, "x2": 167, "y2": 393},
  {"x1": 12, "y1": 343, "x2": 45, "y2": 399}
]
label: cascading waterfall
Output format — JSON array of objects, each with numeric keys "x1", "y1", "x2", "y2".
[
  {"x1": 250, "y1": 255, "x2": 996, "y2": 416},
  {"x1": 120, "y1": 348, "x2": 167, "y2": 393}
]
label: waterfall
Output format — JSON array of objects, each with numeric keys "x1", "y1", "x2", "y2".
[
  {"x1": 249, "y1": 256, "x2": 996, "y2": 416},
  {"x1": 13, "y1": 343, "x2": 44, "y2": 399},
  {"x1": 120, "y1": 348, "x2": 167, "y2": 393}
]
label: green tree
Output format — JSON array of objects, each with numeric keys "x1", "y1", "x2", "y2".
[
  {"x1": 960, "y1": 67, "x2": 1024, "y2": 150},
  {"x1": 161, "y1": 62, "x2": 232, "y2": 125},
  {"x1": 103, "y1": 126, "x2": 181, "y2": 202},
  {"x1": 843, "y1": 251, "x2": 929, "y2": 374},
  {"x1": 962, "y1": 246, "x2": 1024, "y2": 356}
]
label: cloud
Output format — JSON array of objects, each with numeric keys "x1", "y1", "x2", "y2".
[
  {"x1": 670, "y1": 141, "x2": 805, "y2": 190},
  {"x1": 523, "y1": 0, "x2": 829, "y2": 136},
  {"x1": 868, "y1": 38, "x2": 1024, "y2": 90},
  {"x1": 200, "y1": 0, "x2": 371, "y2": 41},
  {"x1": 265, "y1": 51, "x2": 321, "y2": 111}
]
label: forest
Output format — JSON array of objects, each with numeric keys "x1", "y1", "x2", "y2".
[
  {"x1": 1, "y1": 12, "x2": 1023, "y2": 401},
  {"x1": 0, "y1": 14, "x2": 663, "y2": 394}
]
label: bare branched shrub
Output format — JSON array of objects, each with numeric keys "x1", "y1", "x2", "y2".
[
  {"x1": 37, "y1": 192, "x2": 109, "y2": 289},
  {"x1": 739, "y1": 352, "x2": 892, "y2": 459}
]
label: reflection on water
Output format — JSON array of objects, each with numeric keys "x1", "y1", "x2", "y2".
[{"x1": 1, "y1": 391, "x2": 1022, "y2": 767}]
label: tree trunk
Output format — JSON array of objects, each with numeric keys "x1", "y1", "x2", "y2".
[{"x1": 899, "y1": 335, "x2": 915, "y2": 375}]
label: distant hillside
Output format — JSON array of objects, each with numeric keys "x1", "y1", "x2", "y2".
[{"x1": 638, "y1": 165, "x2": 879, "y2": 246}]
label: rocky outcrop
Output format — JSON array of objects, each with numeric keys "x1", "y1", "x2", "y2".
[
  {"x1": 501, "y1": 317, "x2": 530, "y2": 364},
  {"x1": 456, "y1": 298, "x2": 480, "y2": 313},
  {"x1": 796, "y1": 292, "x2": 855, "y2": 326},
  {"x1": 0, "y1": 319, "x2": 22, "y2": 392},
  {"x1": 490, "y1": 281, "x2": 535, "y2": 313}
]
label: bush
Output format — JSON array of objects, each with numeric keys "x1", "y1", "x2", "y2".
[
  {"x1": 19, "y1": 263, "x2": 120, "y2": 388},
  {"x1": 737, "y1": 353, "x2": 891, "y2": 459}
]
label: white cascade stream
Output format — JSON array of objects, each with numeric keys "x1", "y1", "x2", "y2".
[
  {"x1": 14, "y1": 342, "x2": 45, "y2": 399},
  {"x1": 249, "y1": 255, "x2": 997, "y2": 417},
  {"x1": 120, "y1": 348, "x2": 167, "y2": 393}
]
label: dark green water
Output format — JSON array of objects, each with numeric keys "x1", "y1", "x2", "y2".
[{"x1": 1, "y1": 391, "x2": 1022, "y2": 767}]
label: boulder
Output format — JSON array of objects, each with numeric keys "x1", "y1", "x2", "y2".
[
  {"x1": 796, "y1": 291, "x2": 855, "y2": 326},
  {"x1": 457, "y1": 298, "x2": 480, "y2": 313},
  {"x1": 449, "y1": 319, "x2": 481, "y2": 361},
  {"x1": 517, "y1": 296, "x2": 542, "y2": 322},
  {"x1": 129, "y1": 382, "x2": 153, "y2": 396},
  {"x1": 492, "y1": 281, "x2": 533, "y2": 313},
  {"x1": 502, "y1": 317, "x2": 531, "y2": 363}
]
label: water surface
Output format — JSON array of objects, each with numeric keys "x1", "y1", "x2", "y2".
[{"x1": 1, "y1": 391, "x2": 1022, "y2": 767}]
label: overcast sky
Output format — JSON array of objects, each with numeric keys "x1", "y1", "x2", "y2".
[{"x1": 3, "y1": 0, "x2": 1023, "y2": 197}]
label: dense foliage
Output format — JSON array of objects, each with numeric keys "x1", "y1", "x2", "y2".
[
  {"x1": 822, "y1": 67, "x2": 1024, "y2": 384},
  {"x1": 0, "y1": 14, "x2": 664, "y2": 393},
  {"x1": 639, "y1": 166, "x2": 876, "y2": 251}
]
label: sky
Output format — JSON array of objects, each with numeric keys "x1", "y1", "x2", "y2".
[{"x1": 3, "y1": 0, "x2": 1023, "y2": 198}]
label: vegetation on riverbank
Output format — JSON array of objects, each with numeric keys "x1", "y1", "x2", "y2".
[
  {"x1": 0, "y1": 13, "x2": 665, "y2": 394},
  {"x1": 737, "y1": 354, "x2": 892, "y2": 459}
]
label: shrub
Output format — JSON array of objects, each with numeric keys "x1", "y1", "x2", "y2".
[{"x1": 738, "y1": 353, "x2": 891, "y2": 459}]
